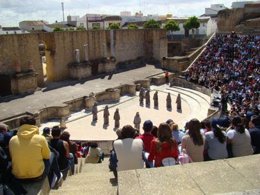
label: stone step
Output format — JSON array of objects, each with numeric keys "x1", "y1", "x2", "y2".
[{"x1": 50, "y1": 158, "x2": 117, "y2": 195}]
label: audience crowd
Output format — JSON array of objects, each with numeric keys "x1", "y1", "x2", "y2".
[{"x1": 185, "y1": 33, "x2": 259, "y2": 118}]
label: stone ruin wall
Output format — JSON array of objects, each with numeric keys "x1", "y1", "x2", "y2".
[
  {"x1": 217, "y1": 8, "x2": 245, "y2": 32},
  {"x1": 0, "y1": 30, "x2": 167, "y2": 89},
  {"x1": 217, "y1": 3, "x2": 260, "y2": 32}
]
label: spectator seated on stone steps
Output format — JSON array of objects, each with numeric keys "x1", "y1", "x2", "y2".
[
  {"x1": 50, "y1": 126, "x2": 70, "y2": 181},
  {"x1": 113, "y1": 125, "x2": 144, "y2": 172},
  {"x1": 9, "y1": 116, "x2": 51, "y2": 186},
  {"x1": 0, "y1": 123, "x2": 15, "y2": 161},
  {"x1": 204, "y1": 118, "x2": 228, "y2": 161},
  {"x1": 42, "y1": 127, "x2": 52, "y2": 142},
  {"x1": 170, "y1": 123, "x2": 185, "y2": 145},
  {"x1": 227, "y1": 116, "x2": 254, "y2": 158},
  {"x1": 85, "y1": 142, "x2": 104, "y2": 164},
  {"x1": 185, "y1": 33, "x2": 259, "y2": 118},
  {"x1": 248, "y1": 115, "x2": 260, "y2": 154},
  {"x1": 136, "y1": 120, "x2": 155, "y2": 168},
  {"x1": 60, "y1": 131, "x2": 78, "y2": 175},
  {"x1": 181, "y1": 119, "x2": 205, "y2": 162},
  {"x1": 148, "y1": 123, "x2": 179, "y2": 167}
]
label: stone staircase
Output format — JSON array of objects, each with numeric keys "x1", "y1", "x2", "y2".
[{"x1": 50, "y1": 158, "x2": 117, "y2": 195}]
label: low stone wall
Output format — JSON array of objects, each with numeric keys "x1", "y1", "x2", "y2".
[
  {"x1": 39, "y1": 105, "x2": 70, "y2": 122},
  {"x1": 150, "y1": 73, "x2": 175, "y2": 86},
  {"x1": 134, "y1": 79, "x2": 150, "y2": 89},
  {"x1": 11, "y1": 71, "x2": 38, "y2": 95},
  {"x1": 68, "y1": 58, "x2": 117, "y2": 80},
  {"x1": 171, "y1": 77, "x2": 211, "y2": 96},
  {"x1": 118, "y1": 84, "x2": 136, "y2": 96},
  {"x1": 96, "y1": 88, "x2": 120, "y2": 103},
  {"x1": 69, "y1": 65, "x2": 91, "y2": 80},
  {"x1": 65, "y1": 97, "x2": 85, "y2": 112},
  {"x1": 1, "y1": 113, "x2": 33, "y2": 129},
  {"x1": 98, "y1": 61, "x2": 116, "y2": 74}
]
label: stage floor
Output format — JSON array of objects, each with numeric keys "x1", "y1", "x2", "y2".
[{"x1": 40, "y1": 85, "x2": 210, "y2": 141}]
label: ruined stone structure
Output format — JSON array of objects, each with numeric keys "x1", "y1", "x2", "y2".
[
  {"x1": 217, "y1": 3, "x2": 260, "y2": 32},
  {"x1": 0, "y1": 29, "x2": 167, "y2": 96}
]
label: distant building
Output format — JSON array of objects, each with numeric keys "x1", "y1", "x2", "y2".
[
  {"x1": 103, "y1": 16, "x2": 121, "y2": 29},
  {"x1": 120, "y1": 11, "x2": 131, "y2": 16},
  {"x1": 135, "y1": 11, "x2": 144, "y2": 17},
  {"x1": 165, "y1": 16, "x2": 217, "y2": 37},
  {"x1": 77, "y1": 14, "x2": 122, "y2": 29},
  {"x1": 121, "y1": 14, "x2": 160, "y2": 28},
  {"x1": 204, "y1": 4, "x2": 227, "y2": 17},
  {"x1": 0, "y1": 26, "x2": 26, "y2": 35},
  {"x1": 232, "y1": 1, "x2": 260, "y2": 8},
  {"x1": 67, "y1": 15, "x2": 80, "y2": 26},
  {"x1": 19, "y1": 20, "x2": 52, "y2": 32}
]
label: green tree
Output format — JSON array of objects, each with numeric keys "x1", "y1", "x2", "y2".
[
  {"x1": 108, "y1": 23, "x2": 120, "y2": 30},
  {"x1": 164, "y1": 20, "x2": 180, "y2": 31},
  {"x1": 144, "y1": 19, "x2": 160, "y2": 29},
  {"x1": 76, "y1": 26, "x2": 86, "y2": 31},
  {"x1": 184, "y1": 16, "x2": 200, "y2": 38},
  {"x1": 53, "y1": 27, "x2": 64, "y2": 32},
  {"x1": 92, "y1": 26, "x2": 100, "y2": 30},
  {"x1": 128, "y1": 24, "x2": 138, "y2": 30}
]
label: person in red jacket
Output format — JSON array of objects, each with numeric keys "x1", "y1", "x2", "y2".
[
  {"x1": 148, "y1": 123, "x2": 178, "y2": 167},
  {"x1": 136, "y1": 120, "x2": 155, "y2": 168}
]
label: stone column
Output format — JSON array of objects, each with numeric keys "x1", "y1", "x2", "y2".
[
  {"x1": 83, "y1": 44, "x2": 89, "y2": 61},
  {"x1": 110, "y1": 30, "x2": 115, "y2": 57},
  {"x1": 75, "y1": 49, "x2": 80, "y2": 63},
  {"x1": 103, "y1": 43, "x2": 107, "y2": 58}
]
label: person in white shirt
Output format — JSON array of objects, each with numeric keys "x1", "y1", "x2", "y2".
[
  {"x1": 113, "y1": 125, "x2": 144, "y2": 172},
  {"x1": 227, "y1": 116, "x2": 253, "y2": 157}
]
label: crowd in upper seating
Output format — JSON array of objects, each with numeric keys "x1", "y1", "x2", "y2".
[{"x1": 185, "y1": 33, "x2": 260, "y2": 118}]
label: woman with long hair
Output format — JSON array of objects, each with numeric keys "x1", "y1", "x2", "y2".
[
  {"x1": 181, "y1": 118, "x2": 205, "y2": 162},
  {"x1": 227, "y1": 116, "x2": 253, "y2": 157},
  {"x1": 204, "y1": 119, "x2": 228, "y2": 160},
  {"x1": 148, "y1": 123, "x2": 178, "y2": 167}
]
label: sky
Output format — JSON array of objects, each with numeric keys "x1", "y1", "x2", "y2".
[{"x1": 0, "y1": 0, "x2": 257, "y2": 27}]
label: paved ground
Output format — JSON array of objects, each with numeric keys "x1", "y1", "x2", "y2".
[
  {"x1": 0, "y1": 65, "x2": 163, "y2": 120},
  {"x1": 50, "y1": 158, "x2": 117, "y2": 195},
  {"x1": 40, "y1": 85, "x2": 210, "y2": 141},
  {"x1": 118, "y1": 154, "x2": 260, "y2": 195}
]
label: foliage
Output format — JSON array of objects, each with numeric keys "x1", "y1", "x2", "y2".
[
  {"x1": 92, "y1": 26, "x2": 100, "y2": 30},
  {"x1": 183, "y1": 16, "x2": 200, "y2": 30},
  {"x1": 164, "y1": 20, "x2": 180, "y2": 31},
  {"x1": 53, "y1": 27, "x2": 64, "y2": 32},
  {"x1": 76, "y1": 26, "x2": 86, "y2": 31},
  {"x1": 144, "y1": 19, "x2": 160, "y2": 29},
  {"x1": 108, "y1": 23, "x2": 120, "y2": 30},
  {"x1": 128, "y1": 24, "x2": 138, "y2": 30}
]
